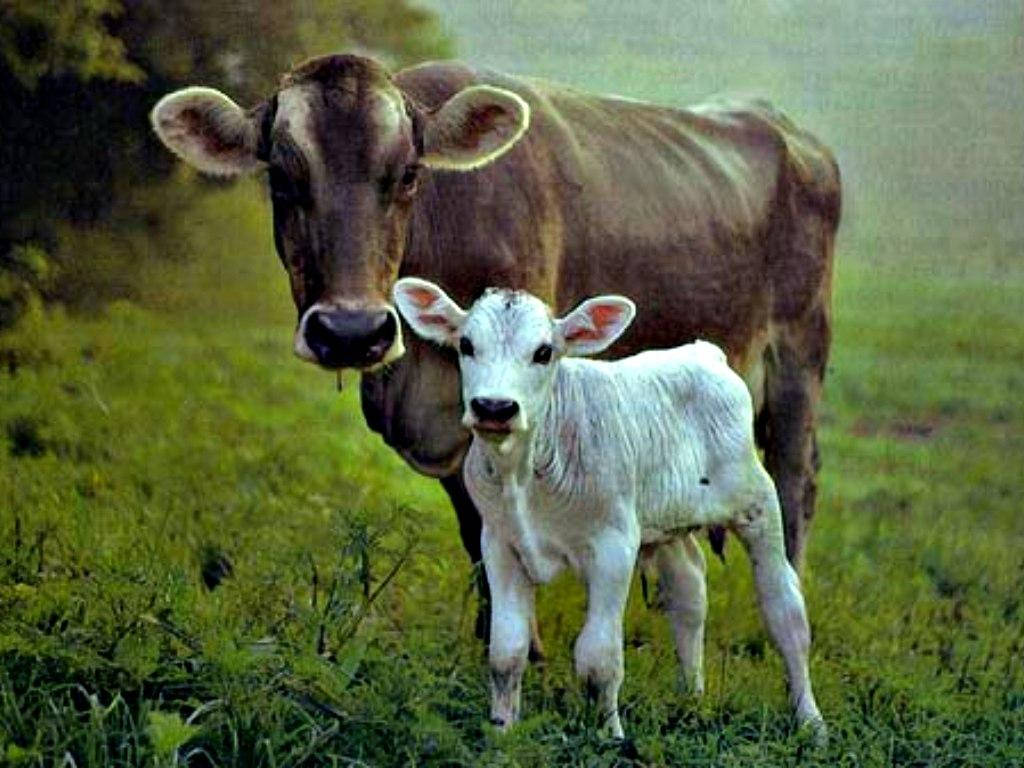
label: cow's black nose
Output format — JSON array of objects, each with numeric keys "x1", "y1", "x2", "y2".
[
  {"x1": 470, "y1": 397, "x2": 520, "y2": 423},
  {"x1": 305, "y1": 308, "x2": 396, "y2": 368}
]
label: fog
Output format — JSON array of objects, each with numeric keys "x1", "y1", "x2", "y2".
[{"x1": 424, "y1": 0, "x2": 1024, "y2": 269}]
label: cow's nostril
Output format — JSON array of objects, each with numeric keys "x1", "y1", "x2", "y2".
[
  {"x1": 368, "y1": 311, "x2": 396, "y2": 347},
  {"x1": 470, "y1": 397, "x2": 520, "y2": 423},
  {"x1": 305, "y1": 311, "x2": 339, "y2": 359}
]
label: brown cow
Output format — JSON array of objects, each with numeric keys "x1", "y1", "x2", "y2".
[{"x1": 151, "y1": 54, "x2": 840, "y2": 642}]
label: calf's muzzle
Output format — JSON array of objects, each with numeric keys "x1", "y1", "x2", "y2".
[
  {"x1": 304, "y1": 307, "x2": 398, "y2": 369},
  {"x1": 470, "y1": 397, "x2": 520, "y2": 425}
]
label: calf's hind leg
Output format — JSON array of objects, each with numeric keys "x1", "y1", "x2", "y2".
[
  {"x1": 653, "y1": 534, "x2": 707, "y2": 693},
  {"x1": 731, "y1": 468, "x2": 824, "y2": 737}
]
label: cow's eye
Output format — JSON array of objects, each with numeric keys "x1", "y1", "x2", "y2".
[
  {"x1": 268, "y1": 166, "x2": 297, "y2": 204},
  {"x1": 459, "y1": 336, "x2": 475, "y2": 357},
  {"x1": 532, "y1": 343, "x2": 553, "y2": 365},
  {"x1": 400, "y1": 164, "x2": 420, "y2": 188}
]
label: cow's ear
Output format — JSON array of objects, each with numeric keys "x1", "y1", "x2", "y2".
[
  {"x1": 421, "y1": 85, "x2": 530, "y2": 171},
  {"x1": 150, "y1": 87, "x2": 265, "y2": 177},
  {"x1": 556, "y1": 296, "x2": 636, "y2": 357},
  {"x1": 392, "y1": 277, "x2": 467, "y2": 346}
]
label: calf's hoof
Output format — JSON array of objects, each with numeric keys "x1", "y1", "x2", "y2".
[{"x1": 798, "y1": 715, "x2": 828, "y2": 748}]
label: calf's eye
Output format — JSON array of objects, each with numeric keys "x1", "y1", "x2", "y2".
[
  {"x1": 532, "y1": 343, "x2": 553, "y2": 364},
  {"x1": 459, "y1": 336, "x2": 475, "y2": 357}
]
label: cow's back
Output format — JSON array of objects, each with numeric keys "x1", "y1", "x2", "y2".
[{"x1": 396, "y1": 61, "x2": 839, "y2": 357}]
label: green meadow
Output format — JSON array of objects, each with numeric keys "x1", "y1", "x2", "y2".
[
  {"x1": 2, "y1": 174, "x2": 1022, "y2": 766},
  {"x1": 3, "y1": 1, "x2": 1024, "y2": 765}
]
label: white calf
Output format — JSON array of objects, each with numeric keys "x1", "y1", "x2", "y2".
[{"x1": 393, "y1": 277, "x2": 824, "y2": 740}]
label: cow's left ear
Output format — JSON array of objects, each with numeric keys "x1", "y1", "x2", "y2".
[
  {"x1": 421, "y1": 85, "x2": 530, "y2": 171},
  {"x1": 392, "y1": 277, "x2": 467, "y2": 346},
  {"x1": 556, "y1": 296, "x2": 636, "y2": 357}
]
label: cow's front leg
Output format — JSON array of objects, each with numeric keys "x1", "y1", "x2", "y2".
[
  {"x1": 481, "y1": 525, "x2": 534, "y2": 730},
  {"x1": 576, "y1": 528, "x2": 638, "y2": 739},
  {"x1": 732, "y1": 467, "x2": 825, "y2": 741},
  {"x1": 440, "y1": 474, "x2": 489, "y2": 641}
]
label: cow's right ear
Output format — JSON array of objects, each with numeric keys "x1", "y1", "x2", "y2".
[
  {"x1": 392, "y1": 278, "x2": 467, "y2": 346},
  {"x1": 150, "y1": 87, "x2": 265, "y2": 177}
]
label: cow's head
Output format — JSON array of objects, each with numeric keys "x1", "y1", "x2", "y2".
[
  {"x1": 150, "y1": 55, "x2": 530, "y2": 370},
  {"x1": 393, "y1": 277, "x2": 635, "y2": 455}
]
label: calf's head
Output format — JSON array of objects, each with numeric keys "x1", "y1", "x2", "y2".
[
  {"x1": 393, "y1": 278, "x2": 635, "y2": 452},
  {"x1": 149, "y1": 54, "x2": 530, "y2": 370}
]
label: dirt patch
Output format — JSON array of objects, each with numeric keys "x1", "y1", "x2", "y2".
[{"x1": 850, "y1": 416, "x2": 944, "y2": 442}]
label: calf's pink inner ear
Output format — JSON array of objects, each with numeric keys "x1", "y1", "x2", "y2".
[
  {"x1": 416, "y1": 313, "x2": 455, "y2": 327},
  {"x1": 565, "y1": 304, "x2": 626, "y2": 342},
  {"x1": 405, "y1": 287, "x2": 441, "y2": 310}
]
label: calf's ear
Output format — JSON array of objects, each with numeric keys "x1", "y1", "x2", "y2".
[
  {"x1": 150, "y1": 87, "x2": 265, "y2": 177},
  {"x1": 557, "y1": 296, "x2": 636, "y2": 357},
  {"x1": 392, "y1": 278, "x2": 467, "y2": 346},
  {"x1": 421, "y1": 85, "x2": 530, "y2": 171}
]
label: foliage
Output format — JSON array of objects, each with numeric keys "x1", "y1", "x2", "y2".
[{"x1": 0, "y1": 0, "x2": 142, "y2": 88}]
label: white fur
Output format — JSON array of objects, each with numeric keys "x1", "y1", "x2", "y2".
[{"x1": 394, "y1": 279, "x2": 825, "y2": 741}]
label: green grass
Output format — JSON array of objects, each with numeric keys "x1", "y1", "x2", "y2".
[{"x1": 1, "y1": 178, "x2": 1022, "y2": 766}]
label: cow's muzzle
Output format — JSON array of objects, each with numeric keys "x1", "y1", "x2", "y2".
[{"x1": 300, "y1": 306, "x2": 403, "y2": 369}]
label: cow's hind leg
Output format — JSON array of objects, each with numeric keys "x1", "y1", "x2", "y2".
[
  {"x1": 731, "y1": 467, "x2": 824, "y2": 740},
  {"x1": 441, "y1": 473, "x2": 544, "y2": 660},
  {"x1": 653, "y1": 534, "x2": 707, "y2": 693},
  {"x1": 762, "y1": 304, "x2": 829, "y2": 570}
]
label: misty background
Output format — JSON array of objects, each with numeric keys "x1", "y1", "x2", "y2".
[{"x1": 425, "y1": 0, "x2": 1024, "y2": 275}]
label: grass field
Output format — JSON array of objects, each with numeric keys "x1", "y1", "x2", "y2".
[{"x1": 1, "y1": 169, "x2": 1022, "y2": 766}]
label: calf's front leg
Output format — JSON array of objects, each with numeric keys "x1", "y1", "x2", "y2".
[
  {"x1": 442, "y1": 472, "x2": 545, "y2": 660},
  {"x1": 481, "y1": 526, "x2": 534, "y2": 730},
  {"x1": 576, "y1": 528, "x2": 638, "y2": 739}
]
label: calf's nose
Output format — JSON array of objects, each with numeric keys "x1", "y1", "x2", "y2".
[
  {"x1": 305, "y1": 308, "x2": 396, "y2": 369},
  {"x1": 470, "y1": 397, "x2": 520, "y2": 423}
]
